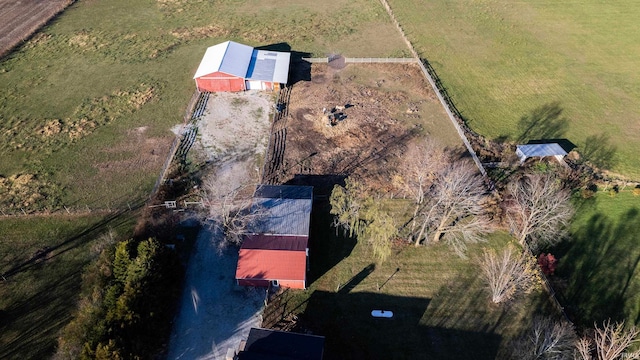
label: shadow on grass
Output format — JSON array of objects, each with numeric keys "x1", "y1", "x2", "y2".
[
  {"x1": 297, "y1": 291, "x2": 501, "y2": 360},
  {"x1": 1, "y1": 205, "x2": 142, "y2": 280},
  {"x1": 517, "y1": 102, "x2": 569, "y2": 143},
  {"x1": 554, "y1": 208, "x2": 640, "y2": 326},
  {"x1": 579, "y1": 133, "x2": 618, "y2": 170},
  {"x1": 0, "y1": 210, "x2": 138, "y2": 359}
]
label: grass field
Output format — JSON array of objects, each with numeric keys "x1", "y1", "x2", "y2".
[
  {"x1": 389, "y1": 0, "x2": 640, "y2": 179},
  {"x1": 555, "y1": 191, "x2": 640, "y2": 327},
  {"x1": 0, "y1": 213, "x2": 135, "y2": 359},
  {"x1": 0, "y1": 0, "x2": 407, "y2": 213},
  {"x1": 0, "y1": 0, "x2": 409, "y2": 357},
  {"x1": 263, "y1": 199, "x2": 549, "y2": 359}
]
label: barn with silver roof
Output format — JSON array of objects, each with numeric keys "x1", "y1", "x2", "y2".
[{"x1": 193, "y1": 41, "x2": 290, "y2": 92}]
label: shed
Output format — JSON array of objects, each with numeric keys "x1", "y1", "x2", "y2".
[
  {"x1": 516, "y1": 143, "x2": 568, "y2": 164},
  {"x1": 235, "y1": 185, "x2": 313, "y2": 289},
  {"x1": 237, "y1": 327, "x2": 325, "y2": 360},
  {"x1": 193, "y1": 41, "x2": 290, "y2": 92}
]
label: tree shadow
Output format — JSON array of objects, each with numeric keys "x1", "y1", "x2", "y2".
[
  {"x1": 255, "y1": 42, "x2": 312, "y2": 85},
  {"x1": 1, "y1": 207, "x2": 140, "y2": 279},
  {"x1": 517, "y1": 102, "x2": 569, "y2": 143},
  {"x1": 337, "y1": 263, "x2": 375, "y2": 294},
  {"x1": 553, "y1": 208, "x2": 640, "y2": 326},
  {"x1": 294, "y1": 291, "x2": 501, "y2": 360},
  {"x1": 579, "y1": 133, "x2": 618, "y2": 170},
  {"x1": 284, "y1": 174, "x2": 355, "y2": 285}
]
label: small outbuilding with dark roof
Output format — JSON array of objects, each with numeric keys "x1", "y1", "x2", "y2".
[
  {"x1": 237, "y1": 327, "x2": 325, "y2": 360},
  {"x1": 235, "y1": 185, "x2": 313, "y2": 289}
]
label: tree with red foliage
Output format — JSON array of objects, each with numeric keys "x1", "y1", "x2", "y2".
[{"x1": 538, "y1": 253, "x2": 558, "y2": 275}]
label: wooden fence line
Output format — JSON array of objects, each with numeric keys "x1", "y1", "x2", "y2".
[
  {"x1": 303, "y1": 57, "x2": 418, "y2": 64},
  {"x1": 377, "y1": 0, "x2": 487, "y2": 178},
  {"x1": 345, "y1": 57, "x2": 417, "y2": 63},
  {"x1": 149, "y1": 90, "x2": 200, "y2": 199}
]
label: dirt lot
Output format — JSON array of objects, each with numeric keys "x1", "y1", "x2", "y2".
[
  {"x1": 272, "y1": 62, "x2": 460, "y2": 192},
  {"x1": 0, "y1": 0, "x2": 72, "y2": 57}
]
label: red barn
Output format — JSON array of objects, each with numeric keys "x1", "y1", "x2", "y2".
[
  {"x1": 193, "y1": 41, "x2": 290, "y2": 92},
  {"x1": 235, "y1": 185, "x2": 313, "y2": 289}
]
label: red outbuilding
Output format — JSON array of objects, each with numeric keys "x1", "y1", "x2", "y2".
[
  {"x1": 235, "y1": 185, "x2": 313, "y2": 289},
  {"x1": 193, "y1": 41, "x2": 290, "y2": 92}
]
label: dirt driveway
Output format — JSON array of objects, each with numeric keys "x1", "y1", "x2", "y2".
[
  {"x1": 166, "y1": 225, "x2": 265, "y2": 360},
  {"x1": 167, "y1": 91, "x2": 273, "y2": 359}
]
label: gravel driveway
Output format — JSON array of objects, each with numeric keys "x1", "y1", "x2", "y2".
[{"x1": 166, "y1": 225, "x2": 265, "y2": 359}]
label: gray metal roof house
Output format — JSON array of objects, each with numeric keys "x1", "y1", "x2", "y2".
[{"x1": 236, "y1": 185, "x2": 314, "y2": 289}]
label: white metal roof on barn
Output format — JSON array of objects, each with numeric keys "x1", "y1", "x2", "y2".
[
  {"x1": 246, "y1": 50, "x2": 291, "y2": 84},
  {"x1": 516, "y1": 143, "x2": 568, "y2": 159},
  {"x1": 249, "y1": 185, "x2": 313, "y2": 237},
  {"x1": 193, "y1": 41, "x2": 290, "y2": 84},
  {"x1": 193, "y1": 41, "x2": 254, "y2": 79}
]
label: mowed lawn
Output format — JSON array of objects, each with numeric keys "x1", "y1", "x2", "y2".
[
  {"x1": 555, "y1": 191, "x2": 640, "y2": 327},
  {"x1": 0, "y1": 213, "x2": 135, "y2": 359},
  {"x1": 263, "y1": 200, "x2": 547, "y2": 359},
  {"x1": 0, "y1": 0, "x2": 407, "y2": 211},
  {"x1": 389, "y1": 0, "x2": 640, "y2": 178}
]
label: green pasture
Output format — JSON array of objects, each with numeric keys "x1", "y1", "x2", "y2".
[
  {"x1": 0, "y1": 213, "x2": 135, "y2": 359},
  {"x1": 0, "y1": 0, "x2": 406, "y2": 211},
  {"x1": 263, "y1": 198, "x2": 549, "y2": 359},
  {"x1": 389, "y1": 0, "x2": 640, "y2": 178},
  {"x1": 555, "y1": 191, "x2": 640, "y2": 327}
]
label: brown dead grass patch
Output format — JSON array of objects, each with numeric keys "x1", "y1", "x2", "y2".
[
  {"x1": 94, "y1": 130, "x2": 166, "y2": 175},
  {"x1": 169, "y1": 25, "x2": 229, "y2": 41}
]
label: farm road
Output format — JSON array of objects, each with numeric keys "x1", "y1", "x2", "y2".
[{"x1": 166, "y1": 225, "x2": 264, "y2": 359}]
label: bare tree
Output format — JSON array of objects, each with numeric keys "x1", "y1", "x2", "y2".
[
  {"x1": 588, "y1": 320, "x2": 640, "y2": 360},
  {"x1": 510, "y1": 316, "x2": 577, "y2": 360},
  {"x1": 575, "y1": 337, "x2": 593, "y2": 360},
  {"x1": 479, "y1": 244, "x2": 539, "y2": 304},
  {"x1": 201, "y1": 171, "x2": 262, "y2": 250},
  {"x1": 413, "y1": 161, "x2": 492, "y2": 256},
  {"x1": 506, "y1": 173, "x2": 574, "y2": 251},
  {"x1": 396, "y1": 139, "x2": 448, "y2": 241}
]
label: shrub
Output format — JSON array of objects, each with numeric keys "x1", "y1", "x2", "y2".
[{"x1": 537, "y1": 253, "x2": 558, "y2": 275}]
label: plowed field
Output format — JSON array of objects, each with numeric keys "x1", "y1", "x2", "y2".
[{"x1": 0, "y1": 0, "x2": 71, "y2": 57}]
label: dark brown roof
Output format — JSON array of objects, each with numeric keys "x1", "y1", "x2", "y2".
[
  {"x1": 238, "y1": 328, "x2": 325, "y2": 360},
  {"x1": 241, "y1": 234, "x2": 308, "y2": 251}
]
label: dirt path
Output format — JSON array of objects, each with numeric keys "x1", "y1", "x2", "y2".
[
  {"x1": 167, "y1": 91, "x2": 273, "y2": 359},
  {"x1": 166, "y1": 226, "x2": 265, "y2": 360}
]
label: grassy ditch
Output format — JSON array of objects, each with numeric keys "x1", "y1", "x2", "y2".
[{"x1": 389, "y1": 0, "x2": 640, "y2": 179}]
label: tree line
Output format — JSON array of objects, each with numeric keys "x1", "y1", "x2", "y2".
[{"x1": 54, "y1": 236, "x2": 183, "y2": 359}]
